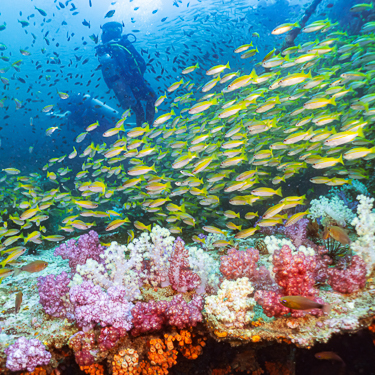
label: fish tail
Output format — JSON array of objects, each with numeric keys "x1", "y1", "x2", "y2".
[
  {"x1": 13, "y1": 268, "x2": 21, "y2": 277},
  {"x1": 322, "y1": 303, "x2": 331, "y2": 315},
  {"x1": 338, "y1": 154, "x2": 344, "y2": 165},
  {"x1": 357, "y1": 127, "x2": 365, "y2": 139}
]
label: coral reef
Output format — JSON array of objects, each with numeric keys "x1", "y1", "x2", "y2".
[
  {"x1": 2, "y1": 220, "x2": 375, "y2": 374},
  {"x1": 219, "y1": 247, "x2": 275, "y2": 290}
]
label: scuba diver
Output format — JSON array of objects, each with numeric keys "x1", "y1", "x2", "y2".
[
  {"x1": 96, "y1": 22, "x2": 156, "y2": 127},
  {"x1": 47, "y1": 92, "x2": 123, "y2": 129}
]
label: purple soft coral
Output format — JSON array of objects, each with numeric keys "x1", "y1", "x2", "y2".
[
  {"x1": 165, "y1": 294, "x2": 204, "y2": 329},
  {"x1": 284, "y1": 218, "x2": 317, "y2": 249},
  {"x1": 131, "y1": 294, "x2": 204, "y2": 336},
  {"x1": 37, "y1": 271, "x2": 73, "y2": 319},
  {"x1": 69, "y1": 281, "x2": 133, "y2": 333},
  {"x1": 54, "y1": 230, "x2": 105, "y2": 274},
  {"x1": 5, "y1": 337, "x2": 51, "y2": 372}
]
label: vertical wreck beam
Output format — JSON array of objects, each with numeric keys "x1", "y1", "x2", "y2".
[{"x1": 280, "y1": 0, "x2": 324, "y2": 52}]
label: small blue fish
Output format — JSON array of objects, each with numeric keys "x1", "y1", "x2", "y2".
[
  {"x1": 89, "y1": 34, "x2": 99, "y2": 43},
  {"x1": 35, "y1": 6, "x2": 47, "y2": 17},
  {"x1": 105, "y1": 10, "x2": 115, "y2": 18},
  {"x1": 18, "y1": 20, "x2": 29, "y2": 27},
  {"x1": 82, "y1": 19, "x2": 90, "y2": 28}
]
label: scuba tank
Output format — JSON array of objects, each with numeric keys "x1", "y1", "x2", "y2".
[
  {"x1": 97, "y1": 50, "x2": 126, "y2": 86},
  {"x1": 96, "y1": 42, "x2": 137, "y2": 108}
]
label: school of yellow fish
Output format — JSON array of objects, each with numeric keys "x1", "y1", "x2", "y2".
[{"x1": 1, "y1": 12, "x2": 375, "y2": 281}]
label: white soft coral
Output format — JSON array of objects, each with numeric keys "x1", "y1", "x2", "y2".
[
  {"x1": 308, "y1": 195, "x2": 356, "y2": 227},
  {"x1": 351, "y1": 195, "x2": 375, "y2": 276}
]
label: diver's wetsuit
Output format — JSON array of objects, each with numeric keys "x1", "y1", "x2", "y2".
[{"x1": 97, "y1": 35, "x2": 156, "y2": 127}]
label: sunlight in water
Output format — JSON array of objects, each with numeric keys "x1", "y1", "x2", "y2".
[{"x1": 109, "y1": 0, "x2": 163, "y2": 23}]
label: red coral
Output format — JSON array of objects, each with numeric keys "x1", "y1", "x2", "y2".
[
  {"x1": 131, "y1": 300, "x2": 168, "y2": 336},
  {"x1": 165, "y1": 294, "x2": 204, "y2": 329},
  {"x1": 220, "y1": 248, "x2": 259, "y2": 280},
  {"x1": 255, "y1": 245, "x2": 323, "y2": 318},
  {"x1": 98, "y1": 327, "x2": 121, "y2": 351},
  {"x1": 273, "y1": 245, "x2": 317, "y2": 297},
  {"x1": 168, "y1": 237, "x2": 200, "y2": 293},
  {"x1": 69, "y1": 331, "x2": 96, "y2": 366},
  {"x1": 220, "y1": 247, "x2": 276, "y2": 290},
  {"x1": 328, "y1": 255, "x2": 367, "y2": 294}
]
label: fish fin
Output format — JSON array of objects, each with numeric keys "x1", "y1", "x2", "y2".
[{"x1": 322, "y1": 304, "x2": 331, "y2": 315}]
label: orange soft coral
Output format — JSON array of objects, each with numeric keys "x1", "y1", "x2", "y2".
[
  {"x1": 164, "y1": 329, "x2": 206, "y2": 360},
  {"x1": 20, "y1": 368, "x2": 47, "y2": 375},
  {"x1": 112, "y1": 348, "x2": 140, "y2": 375},
  {"x1": 80, "y1": 363, "x2": 105, "y2": 375}
]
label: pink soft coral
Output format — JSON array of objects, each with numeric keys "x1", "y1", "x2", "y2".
[{"x1": 328, "y1": 255, "x2": 367, "y2": 294}]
